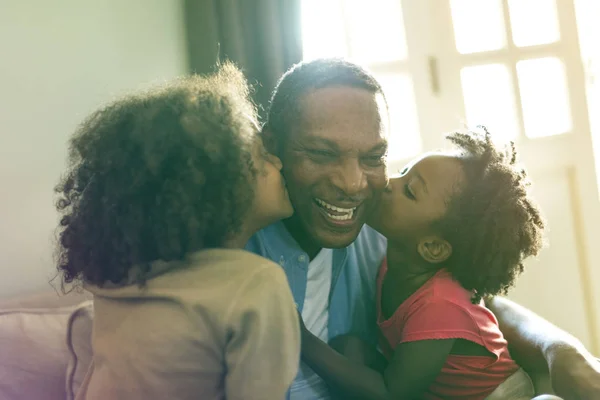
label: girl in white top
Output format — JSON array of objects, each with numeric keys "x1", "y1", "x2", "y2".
[{"x1": 54, "y1": 63, "x2": 299, "y2": 400}]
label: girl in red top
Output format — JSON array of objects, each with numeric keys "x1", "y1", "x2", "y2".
[{"x1": 299, "y1": 128, "x2": 556, "y2": 399}]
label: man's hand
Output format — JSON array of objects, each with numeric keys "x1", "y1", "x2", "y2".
[{"x1": 548, "y1": 345, "x2": 600, "y2": 399}]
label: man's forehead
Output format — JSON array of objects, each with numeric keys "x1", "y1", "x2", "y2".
[
  {"x1": 299, "y1": 86, "x2": 381, "y2": 116},
  {"x1": 297, "y1": 132, "x2": 387, "y2": 151},
  {"x1": 374, "y1": 92, "x2": 390, "y2": 139},
  {"x1": 294, "y1": 86, "x2": 386, "y2": 141}
]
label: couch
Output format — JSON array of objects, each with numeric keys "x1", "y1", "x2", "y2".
[
  {"x1": 0, "y1": 290, "x2": 93, "y2": 400},
  {"x1": 0, "y1": 289, "x2": 558, "y2": 400}
]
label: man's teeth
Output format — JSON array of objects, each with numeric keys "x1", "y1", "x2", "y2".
[
  {"x1": 328, "y1": 213, "x2": 353, "y2": 221},
  {"x1": 315, "y1": 199, "x2": 356, "y2": 221},
  {"x1": 315, "y1": 198, "x2": 356, "y2": 213}
]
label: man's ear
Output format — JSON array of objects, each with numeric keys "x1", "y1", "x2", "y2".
[
  {"x1": 260, "y1": 126, "x2": 279, "y2": 156},
  {"x1": 417, "y1": 236, "x2": 452, "y2": 264}
]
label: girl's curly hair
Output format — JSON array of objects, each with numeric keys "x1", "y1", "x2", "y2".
[
  {"x1": 437, "y1": 127, "x2": 545, "y2": 303},
  {"x1": 55, "y1": 63, "x2": 258, "y2": 287}
]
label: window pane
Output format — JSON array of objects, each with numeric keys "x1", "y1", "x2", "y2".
[
  {"x1": 460, "y1": 64, "x2": 519, "y2": 141},
  {"x1": 376, "y1": 73, "x2": 421, "y2": 161},
  {"x1": 450, "y1": 0, "x2": 506, "y2": 54},
  {"x1": 344, "y1": 0, "x2": 408, "y2": 62},
  {"x1": 508, "y1": 0, "x2": 560, "y2": 47},
  {"x1": 517, "y1": 57, "x2": 572, "y2": 138},
  {"x1": 301, "y1": 0, "x2": 348, "y2": 60}
]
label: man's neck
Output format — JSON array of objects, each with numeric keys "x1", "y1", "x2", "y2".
[{"x1": 283, "y1": 216, "x2": 322, "y2": 260}]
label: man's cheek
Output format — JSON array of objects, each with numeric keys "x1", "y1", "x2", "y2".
[
  {"x1": 284, "y1": 169, "x2": 318, "y2": 203},
  {"x1": 367, "y1": 168, "x2": 388, "y2": 191},
  {"x1": 291, "y1": 162, "x2": 326, "y2": 184}
]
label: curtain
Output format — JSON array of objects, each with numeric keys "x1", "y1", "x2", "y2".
[{"x1": 184, "y1": 0, "x2": 303, "y2": 116}]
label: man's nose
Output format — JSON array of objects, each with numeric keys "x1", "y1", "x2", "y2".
[{"x1": 330, "y1": 158, "x2": 368, "y2": 197}]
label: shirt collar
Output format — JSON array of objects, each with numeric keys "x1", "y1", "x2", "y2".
[
  {"x1": 259, "y1": 220, "x2": 350, "y2": 264},
  {"x1": 259, "y1": 220, "x2": 306, "y2": 263}
]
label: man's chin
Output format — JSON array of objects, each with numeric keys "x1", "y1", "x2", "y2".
[
  {"x1": 312, "y1": 225, "x2": 363, "y2": 249},
  {"x1": 283, "y1": 210, "x2": 366, "y2": 250}
]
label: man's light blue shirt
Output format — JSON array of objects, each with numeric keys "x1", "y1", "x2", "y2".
[{"x1": 245, "y1": 221, "x2": 386, "y2": 400}]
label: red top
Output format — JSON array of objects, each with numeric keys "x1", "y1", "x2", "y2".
[{"x1": 377, "y1": 259, "x2": 519, "y2": 400}]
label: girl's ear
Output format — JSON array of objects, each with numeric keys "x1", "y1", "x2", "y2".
[{"x1": 417, "y1": 236, "x2": 452, "y2": 264}]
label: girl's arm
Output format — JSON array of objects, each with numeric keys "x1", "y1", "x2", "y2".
[{"x1": 300, "y1": 321, "x2": 454, "y2": 400}]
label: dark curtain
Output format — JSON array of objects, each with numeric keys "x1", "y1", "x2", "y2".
[{"x1": 184, "y1": 0, "x2": 303, "y2": 116}]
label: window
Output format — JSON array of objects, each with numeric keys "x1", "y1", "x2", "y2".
[
  {"x1": 448, "y1": 0, "x2": 571, "y2": 141},
  {"x1": 301, "y1": 0, "x2": 422, "y2": 161}
]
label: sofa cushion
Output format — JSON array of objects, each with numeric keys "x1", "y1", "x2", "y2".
[
  {"x1": 0, "y1": 304, "x2": 79, "y2": 400},
  {"x1": 0, "y1": 290, "x2": 92, "y2": 310},
  {"x1": 65, "y1": 300, "x2": 94, "y2": 400}
]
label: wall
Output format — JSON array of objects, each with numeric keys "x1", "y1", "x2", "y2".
[
  {"x1": 0, "y1": 0, "x2": 188, "y2": 299},
  {"x1": 575, "y1": 0, "x2": 600, "y2": 193}
]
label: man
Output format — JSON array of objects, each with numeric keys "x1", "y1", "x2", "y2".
[{"x1": 246, "y1": 58, "x2": 600, "y2": 400}]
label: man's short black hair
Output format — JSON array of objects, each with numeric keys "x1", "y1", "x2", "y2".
[{"x1": 264, "y1": 58, "x2": 386, "y2": 144}]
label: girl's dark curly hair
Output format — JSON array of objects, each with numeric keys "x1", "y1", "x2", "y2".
[
  {"x1": 55, "y1": 63, "x2": 258, "y2": 287},
  {"x1": 436, "y1": 127, "x2": 545, "y2": 303}
]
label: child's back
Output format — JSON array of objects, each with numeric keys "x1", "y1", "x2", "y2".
[
  {"x1": 55, "y1": 64, "x2": 299, "y2": 400},
  {"x1": 78, "y1": 249, "x2": 298, "y2": 400}
]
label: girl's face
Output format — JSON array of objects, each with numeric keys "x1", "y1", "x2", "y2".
[
  {"x1": 249, "y1": 137, "x2": 294, "y2": 229},
  {"x1": 368, "y1": 153, "x2": 465, "y2": 245}
]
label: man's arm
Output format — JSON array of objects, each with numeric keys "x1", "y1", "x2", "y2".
[{"x1": 487, "y1": 296, "x2": 600, "y2": 399}]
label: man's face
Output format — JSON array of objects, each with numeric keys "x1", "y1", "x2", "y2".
[{"x1": 279, "y1": 86, "x2": 388, "y2": 252}]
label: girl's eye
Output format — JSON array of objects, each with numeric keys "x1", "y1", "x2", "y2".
[{"x1": 404, "y1": 183, "x2": 416, "y2": 200}]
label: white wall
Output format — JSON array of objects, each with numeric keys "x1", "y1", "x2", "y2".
[{"x1": 0, "y1": 0, "x2": 188, "y2": 299}]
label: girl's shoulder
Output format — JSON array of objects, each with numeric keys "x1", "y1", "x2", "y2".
[{"x1": 427, "y1": 269, "x2": 476, "y2": 306}]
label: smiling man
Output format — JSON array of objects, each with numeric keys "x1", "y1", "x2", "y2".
[
  {"x1": 246, "y1": 59, "x2": 387, "y2": 399},
  {"x1": 246, "y1": 58, "x2": 600, "y2": 400},
  {"x1": 274, "y1": 84, "x2": 388, "y2": 257}
]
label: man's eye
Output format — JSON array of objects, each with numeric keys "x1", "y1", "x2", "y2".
[
  {"x1": 307, "y1": 149, "x2": 336, "y2": 160},
  {"x1": 363, "y1": 154, "x2": 386, "y2": 166}
]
